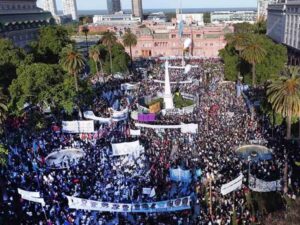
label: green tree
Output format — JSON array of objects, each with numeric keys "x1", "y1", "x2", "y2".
[
  {"x1": 0, "y1": 144, "x2": 8, "y2": 166},
  {"x1": 0, "y1": 38, "x2": 26, "y2": 89},
  {"x1": 241, "y1": 35, "x2": 267, "y2": 87},
  {"x1": 225, "y1": 33, "x2": 249, "y2": 79},
  {"x1": 254, "y1": 19, "x2": 267, "y2": 35},
  {"x1": 220, "y1": 35, "x2": 287, "y2": 85},
  {"x1": 219, "y1": 44, "x2": 239, "y2": 81},
  {"x1": 9, "y1": 63, "x2": 77, "y2": 114},
  {"x1": 122, "y1": 30, "x2": 137, "y2": 68},
  {"x1": 267, "y1": 67, "x2": 300, "y2": 139},
  {"x1": 31, "y1": 25, "x2": 72, "y2": 64},
  {"x1": 60, "y1": 45, "x2": 85, "y2": 92},
  {"x1": 89, "y1": 45, "x2": 104, "y2": 76},
  {"x1": 103, "y1": 43, "x2": 129, "y2": 74},
  {"x1": 233, "y1": 22, "x2": 255, "y2": 34},
  {"x1": 255, "y1": 38, "x2": 287, "y2": 84},
  {"x1": 0, "y1": 88, "x2": 8, "y2": 134},
  {"x1": 101, "y1": 31, "x2": 117, "y2": 74},
  {"x1": 81, "y1": 26, "x2": 89, "y2": 55}
]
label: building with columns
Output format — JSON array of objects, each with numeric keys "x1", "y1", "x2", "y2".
[
  {"x1": 121, "y1": 24, "x2": 233, "y2": 58},
  {"x1": 0, "y1": 0, "x2": 54, "y2": 48},
  {"x1": 267, "y1": 0, "x2": 300, "y2": 64}
]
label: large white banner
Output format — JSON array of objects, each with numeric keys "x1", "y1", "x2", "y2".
[
  {"x1": 62, "y1": 121, "x2": 94, "y2": 133},
  {"x1": 18, "y1": 189, "x2": 40, "y2": 198},
  {"x1": 135, "y1": 123, "x2": 182, "y2": 130},
  {"x1": 111, "y1": 140, "x2": 143, "y2": 156},
  {"x1": 18, "y1": 189, "x2": 45, "y2": 206},
  {"x1": 83, "y1": 111, "x2": 111, "y2": 124},
  {"x1": 67, "y1": 196, "x2": 191, "y2": 213},
  {"x1": 135, "y1": 123, "x2": 197, "y2": 133},
  {"x1": 181, "y1": 123, "x2": 198, "y2": 134},
  {"x1": 220, "y1": 174, "x2": 244, "y2": 195},
  {"x1": 121, "y1": 83, "x2": 138, "y2": 91},
  {"x1": 249, "y1": 175, "x2": 282, "y2": 192},
  {"x1": 111, "y1": 108, "x2": 128, "y2": 122},
  {"x1": 153, "y1": 79, "x2": 193, "y2": 84}
]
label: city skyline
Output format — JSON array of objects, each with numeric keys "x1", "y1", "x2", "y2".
[{"x1": 37, "y1": 0, "x2": 257, "y2": 10}]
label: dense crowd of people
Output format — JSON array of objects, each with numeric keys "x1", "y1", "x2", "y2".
[{"x1": 0, "y1": 58, "x2": 299, "y2": 225}]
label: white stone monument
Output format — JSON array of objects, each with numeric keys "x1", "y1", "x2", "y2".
[{"x1": 164, "y1": 60, "x2": 174, "y2": 109}]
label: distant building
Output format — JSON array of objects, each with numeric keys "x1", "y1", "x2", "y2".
[
  {"x1": 121, "y1": 24, "x2": 233, "y2": 58},
  {"x1": 211, "y1": 11, "x2": 257, "y2": 24},
  {"x1": 42, "y1": 0, "x2": 57, "y2": 16},
  {"x1": 267, "y1": 0, "x2": 300, "y2": 64},
  {"x1": 257, "y1": 0, "x2": 277, "y2": 19},
  {"x1": 62, "y1": 0, "x2": 77, "y2": 20},
  {"x1": 176, "y1": 13, "x2": 204, "y2": 26},
  {"x1": 107, "y1": 0, "x2": 121, "y2": 14},
  {"x1": 0, "y1": 0, "x2": 54, "y2": 48},
  {"x1": 93, "y1": 13, "x2": 141, "y2": 25},
  {"x1": 146, "y1": 12, "x2": 167, "y2": 23},
  {"x1": 132, "y1": 0, "x2": 143, "y2": 18}
]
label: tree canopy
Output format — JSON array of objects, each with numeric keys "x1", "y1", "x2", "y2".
[
  {"x1": 219, "y1": 34, "x2": 287, "y2": 85},
  {"x1": 29, "y1": 26, "x2": 72, "y2": 64},
  {"x1": 0, "y1": 39, "x2": 26, "y2": 90},
  {"x1": 267, "y1": 67, "x2": 300, "y2": 139},
  {"x1": 9, "y1": 63, "x2": 77, "y2": 114}
]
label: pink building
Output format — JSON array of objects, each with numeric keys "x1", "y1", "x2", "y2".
[{"x1": 122, "y1": 24, "x2": 233, "y2": 58}]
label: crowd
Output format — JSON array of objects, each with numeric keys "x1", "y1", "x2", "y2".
[{"x1": 0, "y1": 58, "x2": 299, "y2": 225}]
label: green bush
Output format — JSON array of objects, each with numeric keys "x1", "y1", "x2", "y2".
[{"x1": 173, "y1": 92, "x2": 194, "y2": 109}]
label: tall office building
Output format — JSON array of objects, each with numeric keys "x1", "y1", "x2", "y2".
[
  {"x1": 107, "y1": 0, "x2": 121, "y2": 14},
  {"x1": 132, "y1": 0, "x2": 143, "y2": 18},
  {"x1": 62, "y1": 0, "x2": 78, "y2": 20},
  {"x1": 42, "y1": 0, "x2": 58, "y2": 16},
  {"x1": 257, "y1": 0, "x2": 276, "y2": 18}
]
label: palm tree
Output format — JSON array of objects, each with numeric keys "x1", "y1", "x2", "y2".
[
  {"x1": 122, "y1": 30, "x2": 137, "y2": 69},
  {"x1": 101, "y1": 31, "x2": 117, "y2": 74},
  {"x1": 0, "y1": 89, "x2": 8, "y2": 134},
  {"x1": 226, "y1": 33, "x2": 249, "y2": 81},
  {"x1": 89, "y1": 45, "x2": 104, "y2": 76},
  {"x1": 241, "y1": 36, "x2": 267, "y2": 87},
  {"x1": 81, "y1": 26, "x2": 89, "y2": 56},
  {"x1": 267, "y1": 66, "x2": 300, "y2": 140},
  {"x1": 60, "y1": 45, "x2": 85, "y2": 92},
  {"x1": 267, "y1": 67, "x2": 300, "y2": 194}
]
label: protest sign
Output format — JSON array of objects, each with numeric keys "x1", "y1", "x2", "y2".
[
  {"x1": 67, "y1": 196, "x2": 191, "y2": 213},
  {"x1": 62, "y1": 121, "x2": 94, "y2": 133},
  {"x1": 170, "y1": 168, "x2": 192, "y2": 183},
  {"x1": 220, "y1": 174, "x2": 243, "y2": 195},
  {"x1": 249, "y1": 175, "x2": 282, "y2": 192}
]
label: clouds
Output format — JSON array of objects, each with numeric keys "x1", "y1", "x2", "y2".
[{"x1": 37, "y1": 0, "x2": 257, "y2": 10}]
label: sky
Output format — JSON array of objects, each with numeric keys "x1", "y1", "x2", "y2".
[{"x1": 37, "y1": 0, "x2": 257, "y2": 10}]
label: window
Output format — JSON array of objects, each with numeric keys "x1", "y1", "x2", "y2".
[
  {"x1": 196, "y1": 34, "x2": 201, "y2": 38},
  {"x1": 171, "y1": 34, "x2": 176, "y2": 38}
]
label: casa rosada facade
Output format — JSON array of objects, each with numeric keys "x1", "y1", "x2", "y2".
[{"x1": 122, "y1": 25, "x2": 233, "y2": 58}]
